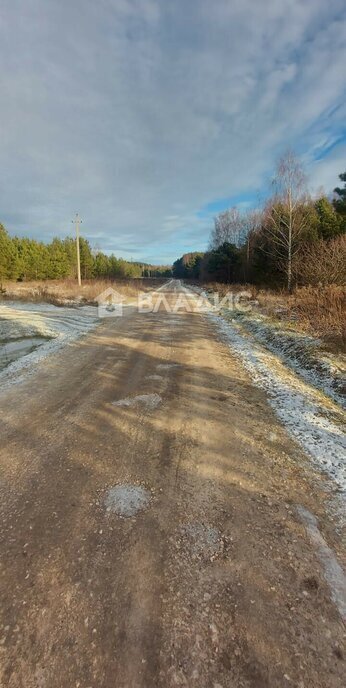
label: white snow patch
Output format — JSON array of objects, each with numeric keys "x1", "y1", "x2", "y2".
[
  {"x1": 180, "y1": 523, "x2": 223, "y2": 559},
  {"x1": 223, "y1": 310, "x2": 346, "y2": 408},
  {"x1": 297, "y1": 506, "x2": 346, "y2": 622},
  {"x1": 157, "y1": 363, "x2": 179, "y2": 371},
  {"x1": 0, "y1": 301, "x2": 99, "y2": 390},
  {"x1": 210, "y1": 313, "x2": 346, "y2": 497},
  {"x1": 112, "y1": 393, "x2": 162, "y2": 410},
  {"x1": 105, "y1": 484, "x2": 151, "y2": 517}
]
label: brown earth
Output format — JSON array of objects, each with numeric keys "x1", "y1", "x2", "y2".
[{"x1": 0, "y1": 281, "x2": 344, "y2": 687}]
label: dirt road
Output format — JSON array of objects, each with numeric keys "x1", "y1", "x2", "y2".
[{"x1": 0, "y1": 281, "x2": 344, "y2": 687}]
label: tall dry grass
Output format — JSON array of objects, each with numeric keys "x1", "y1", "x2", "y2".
[
  {"x1": 201, "y1": 281, "x2": 288, "y2": 316},
  {"x1": 291, "y1": 285, "x2": 346, "y2": 350},
  {"x1": 0, "y1": 278, "x2": 165, "y2": 305},
  {"x1": 201, "y1": 281, "x2": 346, "y2": 351}
]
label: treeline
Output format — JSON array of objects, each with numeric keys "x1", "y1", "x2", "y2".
[
  {"x1": 172, "y1": 252, "x2": 204, "y2": 279},
  {"x1": 173, "y1": 158, "x2": 346, "y2": 291},
  {"x1": 0, "y1": 227, "x2": 171, "y2": 282}
]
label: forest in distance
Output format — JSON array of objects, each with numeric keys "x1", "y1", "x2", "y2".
[
  {"x1": 1, "y1": 152, "x2": 345, "y2": 292},
  {"x1": 173, "y1": 154, "x2": 346, "y2": 291},
  {"x1": 0, "y1": 227, "x2": 171, "y2": 283}
]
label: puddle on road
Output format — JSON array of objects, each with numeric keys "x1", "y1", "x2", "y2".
[
  {"x1": 112, "y1": 393, "x2": 162, "y2": 410},
  {"x1": 0, "y1": 337, "x2": 49, "y2": 372},
  {"x1": 104, "y1": 484, "x2": 151, "y2": 517},
  {"x1": 297, "y1": 505, "x2": 346, "y2": 622}
]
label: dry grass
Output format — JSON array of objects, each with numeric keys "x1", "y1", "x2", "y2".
[
  {"x1": 202, "y1": 281, "x2": 288, "y2": 316},
  {"x1": 291, "y1": 285, "x2": 346, "y2": 350},
  {"x1": 200, "y1": 281, "x2": 346, "y2": 352},
  {"x1": 0, "y1": 278, "x2": 165, "y2": 306},
  {"x1": 294, "y1": 235, "x2": 346, "y2": 287},
  {"x1": 202, "y1": 281, "x2": 260, "y2": 299}
]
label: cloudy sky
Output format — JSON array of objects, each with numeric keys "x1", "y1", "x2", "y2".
[{"x1": 1, "y1": 0, "x2": 345, "y2": 264}]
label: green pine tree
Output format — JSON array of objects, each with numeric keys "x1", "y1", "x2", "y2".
[{"x1": 314, "y1": 197, "x2": 342, "y2": 240}]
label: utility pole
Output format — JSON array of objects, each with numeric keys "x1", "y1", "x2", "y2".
[{"x1": 72, "y1": 213, "x2": 82, "y2": 286}]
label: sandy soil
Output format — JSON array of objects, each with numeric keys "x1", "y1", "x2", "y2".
[{"x1": 0, "y1": 281, "x2": 344, "y2": 687}]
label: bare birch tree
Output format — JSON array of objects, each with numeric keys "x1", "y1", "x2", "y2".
[
  {"x1": 210, "y1": 207, "x2": 246, "y2": 249},
  {"x1": 265, "y1": 150, "x2": 311, "y2": 291}
]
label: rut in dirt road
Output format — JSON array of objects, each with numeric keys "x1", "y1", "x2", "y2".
[{"x1": 0, "y1": 281, "x2": 345, "y2": 688}]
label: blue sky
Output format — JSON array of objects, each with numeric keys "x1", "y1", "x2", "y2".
[{"x1": 0, "y1": 0, "x2": 345, "y2": 265}]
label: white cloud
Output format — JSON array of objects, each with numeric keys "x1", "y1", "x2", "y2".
[
  {"x1": 308, "y1": 144, "x2": 346, "y2": 196},
  {"x1": 0, "y1": 0, "x2": 345, "y2": 262}
]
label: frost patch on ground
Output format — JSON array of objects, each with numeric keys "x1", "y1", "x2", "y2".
[
  {"x1": 210, "y1": 313, "x2": 346, "y2": 499},
  {"x1": 0, "y1": 301, "x2": 99, "y2": 391},
  {"x1": 177, "y1": 523, "x2": 230, "y2": 563},
  {"x1": 104, "y1": 484, "x2": 151, "y2": 517},
  {"x1": 223, "y1": 310, "x2": 345, "y2": 408},
  {"x1": 112, "y1": 393, "x2": 162, "y2": 410},
  {"x1": 157, "y1": 363, "x2": 179, "y2": 371},
  {"x1": 297, "y1": 506, "x2": 346, "y2": 622},
  {"x1": 167, "y1": 316, "x2": 183, "y2": 324},
  {"x1": 184, "y1": 282, "x2": 345, "y2": 408}
]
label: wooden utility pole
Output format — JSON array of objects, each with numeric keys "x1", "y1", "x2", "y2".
[{"x1": 72, "y1": 213, "x2": 82, "y2": 286}]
